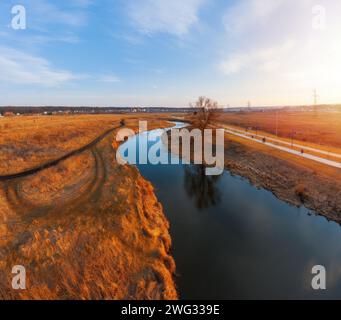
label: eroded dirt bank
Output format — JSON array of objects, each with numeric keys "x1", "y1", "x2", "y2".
[
  {"x1": 0, "y1": 121, "x2": 177, "y2": 299},
  {"x1": 222, "y1": 135, "x2": 341, "y2": 223}
]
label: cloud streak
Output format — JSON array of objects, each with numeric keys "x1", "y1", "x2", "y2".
[
  {"x1": 127, "y1": 0, "x2": 206, "y2": 36},
  {"x1": 223, "y1": 0, "x2": 285, "y2": 36},
  {"x1": 97, "y1": 75, "x2": 121, "y2": 83},
  {"x1": 220, "y1": 40, "x2": 295, "y2": 75},
  {"x1": 0, "y1": 46, "x2": 79, "y2": 86}
]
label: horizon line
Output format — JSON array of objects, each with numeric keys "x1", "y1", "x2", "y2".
[{"x1": 1, "y1": 104, "x2": 341, "y2": 109}]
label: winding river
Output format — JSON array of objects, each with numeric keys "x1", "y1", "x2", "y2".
[{"x1": 119, "y1": 122, "x2": 341, "y2": 300}]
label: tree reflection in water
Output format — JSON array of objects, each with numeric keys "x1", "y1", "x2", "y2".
[{"x1": 183, "y1": 165, "x2": 222, "y2": 210}]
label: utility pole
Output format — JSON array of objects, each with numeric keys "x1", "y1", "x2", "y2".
[
  {"x1": 275, "y1": 110, "x2": 278, "y2": 137},
  {"x1": 291, "y1": 130, "x2": 296, "y2": 149},
  {"x1": 313, "y1": 89, "x2": 319, "y2": 113}
]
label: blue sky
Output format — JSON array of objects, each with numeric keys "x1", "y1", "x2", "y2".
[{"x1": 0, "y1": 0, "x2": 341, "y2": 107}]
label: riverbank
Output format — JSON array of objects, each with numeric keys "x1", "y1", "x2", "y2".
[
  {"x1": 0, "y1": 116, "x2": 177, "y2": 299},
  {"x1": 210, "y1": 112, "x2": 341, "y2": 221},
  {"x1": 167, "y1": 123, "x2": 341, "y2": 223},
  {"x1": 136, "y1": 121, "x2": 341, "y2": 299},
  {"x1": 222, "y1": 131, "x2": 341, "y2": 223}
]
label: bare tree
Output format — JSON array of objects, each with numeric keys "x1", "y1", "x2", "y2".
[{"x1": 190, "y1": 96, "x2": 219, "y2": 130}]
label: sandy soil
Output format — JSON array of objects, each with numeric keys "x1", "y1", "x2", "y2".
[{"x1": 0, "y1": 116, "x2": 177, "y2": 300}]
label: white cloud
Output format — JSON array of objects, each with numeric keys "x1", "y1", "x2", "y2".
[
  {"x1": 127, "y1": 0, "x2": 206, "y2": 36},
  {"x1": 220, "y1": 54, "x2": 248, "y2": 75},
  {"x1": 218, "y1": 0, "x2": 341, "y2": 104},
  {"x1": 0, "y1": 45, "x2": 120, "y2": 88},
  {"x1": 220, "y1": 40, "x2": 295, "y2": 75},
  {"x1": 0, "y1": 46, "x2": 79, "y2": 86},
  {"x1": 223, "y1": 0, "x2": 285, "y2": 35}
]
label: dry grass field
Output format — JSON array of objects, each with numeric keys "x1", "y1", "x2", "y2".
[
  {"x1": 217, "y1": 109, "x2": 341, "y2": 148},
  {"x1": 0, "y1": 114, "x2": 171, "y2": 175},
  {"x1": 0, "y1": 114, "x2": 177, "y2": 300}
]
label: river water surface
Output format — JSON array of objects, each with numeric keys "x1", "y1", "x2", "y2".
[{"x1": 119, "y1": 122, "x2": 341, "y2": 299}]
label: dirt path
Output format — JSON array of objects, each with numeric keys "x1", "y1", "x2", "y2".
[
  {"x1": 0, "y1": 123, "x2": 177, "y2": 300},
  {"x1": 0, "y1": 126, "x2": 121, "y2": 182}
]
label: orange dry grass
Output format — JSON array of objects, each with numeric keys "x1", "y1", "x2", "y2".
[
  {"x1": 0, "y1": 176, "x2": 176, "y2": 300},
  {"x1": 0, "y1": 115, "x2": 119, "y2": 175},
  {"x1": 0, "y1": 114, "x2": 172, "y2": 175},
  {"x1": 0, "y1": 117, "x2": 177, "y2": 300},
  {"x1": 218, "y1": 110, "x2": 341, "y2": 148}
]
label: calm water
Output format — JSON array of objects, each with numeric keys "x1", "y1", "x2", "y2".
[{"x1": 119, "y1": 123, "x2": 341, "y2": 300}]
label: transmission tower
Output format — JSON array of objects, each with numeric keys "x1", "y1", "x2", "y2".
[{"x1": 313, "y1": 89, "x2": 319, "y2": 112}]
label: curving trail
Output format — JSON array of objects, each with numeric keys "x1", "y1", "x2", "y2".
[
  {"x1": 3, "y1": 147, "x2": 106, "y2": 219},
  {"x1": 0, "y1": 125, "x2": 119, "y2": 234},
  {"x1": 0, "y1": 125, "x2": 121, "y2": 182},
  {"x1": 0, "y1": 120, "x2": 178, "y2": 300}
]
